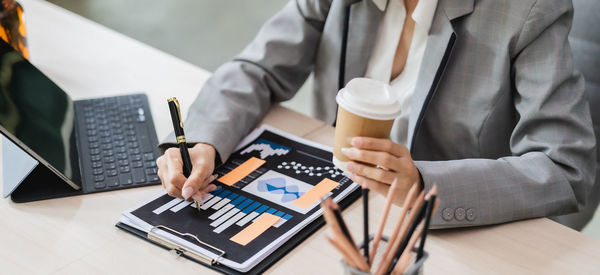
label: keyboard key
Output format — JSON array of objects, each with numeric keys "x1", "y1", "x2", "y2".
[
  {"x1": 126, "y1": 130, "x2": 136, "y2": 137},
  {"x1": 90, "y1": 149, "x2": 101, "y2": 155},
  {"x1": 116, "y1": 146, "x2": 127, "y2": 153},
  {"x1": 144, "y1": 153, "x2": 154, "y2": 161},
  {"x1": 102, "y1": 144, "x2": 112, "y2": 150},
  {"x1": 92, "y1": 162, "x2": 102, "y2": 168},
  {"x1": 100, "y1": 131, "x2": 111, "y2": 137},
  {"x1": 89, "y1": 142, "x2": 99, "y2": 149},
  {"x1": 148, "y1": 175, "x2": 159, "y2": 183},
  {"x1": 146, "y1": 168, "x2": 157, "y2": 175},
  {"x1": 106, "y1": 177, "x2": 119, "y2": 187},
  {"x1": 129, "y1": 148, "x2": 141, "y2": 155},
  {"x1": 94, "y1": 181, "x2": 106, "y2": 189},
  {"x1": 118, "y1": 159, "x2": 129, "y2": 166},
  {"x1": 106, "y1": 163, "x2": 117, "y2": 170},
  {"x1": 107, "y1": 169, "x2": 118, "y2": 177},
  {"x1": 88, "y1": 136, "x2": 98, "y2": 142},
  {"x1": 101, "y1": 138, "x2": 112, "y2": 144},
  {"x1": 131, "y1": 154, "x2": 142, "y2": 161},
  {"x1": 133, "y1": 161, "x2": 143, "y2": 168},
  {"x1": 133, "y1": 169, "x2": 146, "y2": 184},
  {"x1": 94, "y1": 175, "x2": 105, "y2": 182},
  {"x1": 120, "y1": 166, "x2": 131, "y2": 173},
  {"x1": 87, "y1": 130, "x2": 97, "y2": 136},
  {"x1": 115, "y1": 140, "x2": 126, "y2": 147},
  {"x1": 91, "y1": 155, "x2": 102, "y2": 162},
  {"x1": 103, "y1": 150, "x2": 114, "y2": 157},
  {"x1": 104, "y1": 156, "x2": 115, "y2": 163},
  {"x1": 145, "y1": 161, "x2": 156, "y2": 168},
  {"x1": 139, "y1": 134, "x2": 152, "y2": 152},
  {"x1": 117, "y1": 153, "x2": 128, "y2": 160},
  {"x1": 128, "y1": 142, "x2": 139, "y2": 148},
  {"x1": 93, "y1": 168, "x2": 104, "y2": 175},
  {"x1": 119, "y1": 173, "x2": 133, "y2": 185}
]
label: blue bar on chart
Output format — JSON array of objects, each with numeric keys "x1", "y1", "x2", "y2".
[
  {"x1": 202, "y1": 189, "x2": 230, "y2": 210},
  {"x1": 213, "y1": 198, "x2": 258, "y2": 233},
  {"x1": 212, "y1": 192, "x2": 238, "y2": 211},
  {"x1": 237, "y1": 204, "x2": 269, "y2": 226},
  {"x1": 209, "y1": 195, "x2": 245, "y2": 221},
  {"x1": 274, "y1": 213, "x2": 293, "y2": 228}
]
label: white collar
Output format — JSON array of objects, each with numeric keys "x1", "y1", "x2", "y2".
[
  {"x1": 372, "y1": 0, "x2": 438, "y2": 31},
  {"x1": 372, "y1": 0, "x2": 388, "y2": 11}
]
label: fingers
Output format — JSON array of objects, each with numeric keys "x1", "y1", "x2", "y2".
[
  {"x1": 157, "y1": 148, "x2": 187, "y2": 198},
  {"x1": 342, "y1": 147, "x2": 400, "y2": 171},
  {"x1": 351, "y1": 174, "x2": 414, "y2": 206},
  {"x1": 350, "y1": 174, "x2": 389, "y2": 196},
  {"x1": 191, "y1": 183, "x2": 218, "y2": 201},
  {"x1": 350, "y1": 137, "x2": 408, "y2": 158},
  {"x1": 346, "y1": 161, "x2": 398, "y2": 184},
  {"x1": 190, "y1": 174, "x2": 218, "y2": 200},
  {"x1": 182, "y1": 161, "x2": 214, "y2": 199},
  {"x1": 158, "y1": 144, "x2": 218, "y2": 199}
]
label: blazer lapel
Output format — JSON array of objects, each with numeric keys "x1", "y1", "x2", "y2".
[
  {"x1": 406, "y1": 0, "x2": 474, "y2": 151},
  {"x1": 341, "y1": 0, "x2": 383, "y2": 89}
]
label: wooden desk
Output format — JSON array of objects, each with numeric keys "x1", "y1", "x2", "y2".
[{"x1": 1, "y1": 0, "x2": 599, "y2": 274}]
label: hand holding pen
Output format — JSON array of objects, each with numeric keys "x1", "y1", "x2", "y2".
[{"x1": 156, "y1": 97, "x2": 219, "y2": 204}]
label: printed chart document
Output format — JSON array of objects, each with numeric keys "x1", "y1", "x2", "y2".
[{"x1": 118, "y1": 125, "x2": 359, "y2": 272}]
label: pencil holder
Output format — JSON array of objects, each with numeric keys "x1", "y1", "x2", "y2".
[{"x1": 340, "y1": 235, "x2": 428, "y2": 275}]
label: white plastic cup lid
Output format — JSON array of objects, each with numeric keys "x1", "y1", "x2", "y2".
[{"x1": 336, "y1": 78, "x2": 402, "y2": 120}]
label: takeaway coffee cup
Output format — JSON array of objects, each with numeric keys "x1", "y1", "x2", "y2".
[{"x1": 333, "y1": 78, "x2": 402, "y2": 172}]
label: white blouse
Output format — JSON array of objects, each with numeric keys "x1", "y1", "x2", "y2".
[{"x1": 365, "y1": 0, "x2": 438, "y2": 146}]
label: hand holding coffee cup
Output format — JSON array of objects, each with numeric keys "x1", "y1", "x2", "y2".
[{"x1": 333, "y1": 78, "x2": 422, "y2": 205}]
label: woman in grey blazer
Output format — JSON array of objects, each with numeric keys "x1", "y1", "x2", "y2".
[{"x1": 157, "y1": 0, "x2": 596, "y2": 229}]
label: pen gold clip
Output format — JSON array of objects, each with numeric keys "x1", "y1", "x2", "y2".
[{"x1": 167, "y1": 97, "x2": 184, "y2": 129}]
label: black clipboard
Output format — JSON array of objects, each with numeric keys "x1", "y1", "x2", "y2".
[{"x1": 115, "y1": 188, "x2": 360, "y2": 275}]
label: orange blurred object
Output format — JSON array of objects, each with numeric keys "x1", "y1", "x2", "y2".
[{"x1": 0, "y1": 0, "x2": 28, "y2": 59}]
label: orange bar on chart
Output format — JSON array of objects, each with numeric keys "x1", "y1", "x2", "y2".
[
  {"x1": 293, "y1": 178, "x2": 340, "y2": 209},
  {"x1": 218, "y1": 157, "x2": 266, "y2": 186},
  {"x1": 230, "y1": 213, "x2": 280, "y2": 246}
]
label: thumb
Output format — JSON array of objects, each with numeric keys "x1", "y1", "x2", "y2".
[{"x1": 181, "y1": 166, "x2": 211, "y2": 199}]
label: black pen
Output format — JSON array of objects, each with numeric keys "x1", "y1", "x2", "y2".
[
  {"x1": 331, "y1": 202, "x2": 354, "y2": 245},
  {"x1": 417, "y1": 195, "x2": 436, "y2": 260},
  {"x1": 167, "y1": 97, "x2": 198, "y2": 209},
  {"x1": 387, "y1": 199, "x2": 429, "y2": 274}
]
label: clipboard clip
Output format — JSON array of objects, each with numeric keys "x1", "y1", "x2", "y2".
[{"x1": 148, "y1": 225, "x2": 226, "y2": 265}]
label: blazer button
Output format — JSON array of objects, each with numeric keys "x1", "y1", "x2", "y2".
[
  {"x1": 455, "y1": 208, "x2": 466, "y2": 221},
  {"x1": 466, "y1": 208, "x2": 476, "y2": 221},
  {"x1": 442, "y1": 208, "x2": 454, "y2": 221}
]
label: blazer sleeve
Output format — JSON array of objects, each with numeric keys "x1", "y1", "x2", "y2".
[
  {"x1": 415, "y1": 0, "x2": 597, "y2": 228},
  {"x1": 160, "y1": 0, "x2": 332, "y2": 161}
]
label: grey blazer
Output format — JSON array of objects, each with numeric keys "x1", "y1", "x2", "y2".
[{"x1": 165, "y1": 0, "x2": 596, "y2": 229}]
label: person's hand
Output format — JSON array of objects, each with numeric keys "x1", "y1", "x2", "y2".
[
  {"x1": 342, "y1": 137, "x2": 422, "y2": 205},
  {"x1": 156, "y1": 143, "x2": 218, "y2": 201}
]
